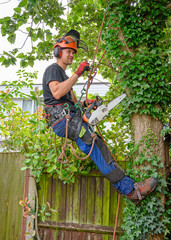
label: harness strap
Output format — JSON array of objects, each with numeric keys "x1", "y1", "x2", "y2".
[
  {"x1": 44, "y1": 103, "x2": 75, "y2": 127},
  {"x1": 45, "y1": 102, "x2": 74, "y2": 107}
]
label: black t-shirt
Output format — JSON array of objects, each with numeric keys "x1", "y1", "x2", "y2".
[{"x1": 42, "y1": 63, "x2": 74, "y2": 105}]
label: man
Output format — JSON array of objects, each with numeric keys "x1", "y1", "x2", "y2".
[{"x1": 43, "y1": 30, "x2": 158, "y2": 205}]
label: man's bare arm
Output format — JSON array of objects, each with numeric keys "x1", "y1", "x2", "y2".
[{"x1": 49, "y1": 74, "x2": 78, "y2": 100}]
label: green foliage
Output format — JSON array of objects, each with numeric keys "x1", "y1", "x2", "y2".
[
  {"x1": 121, "y1": 197, "x2": 169, "y2": 240},
  {"x1": 101, "y1": 1, "x2": 171, "y2": 238},
  {"x1": 0, "y1": 0, "x2": 171, "y2": 238},
  {"x1": 0, "y1": 0, "x2": 108, "y2": 71},
  {"x1": 120, "y1": 130, "x2": 170, "y2": 239},
  {"x1": 102, "y1": 0, "x2": 171, "y2": 122},
  {"x1": 0, "y1": 71, "x2": 97, "y2": 184},
  {"x1": 0, "y1": 0, "x2": 64, "y2": 66},
  {"x1": 38, "y1": 202, "x2": 58, "y2": 222}
]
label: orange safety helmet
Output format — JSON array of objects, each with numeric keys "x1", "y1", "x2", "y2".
[
  {"x1": 53, "y1": 36, "x2": 77, "y2": 57},
  {"x1": 53, "y1": 30, "x2": 88, "y2": 58}
]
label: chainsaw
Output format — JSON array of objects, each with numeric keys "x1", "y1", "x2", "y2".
[{"x1": 83, "y1": 94, "x2": 126, "y2": 126}]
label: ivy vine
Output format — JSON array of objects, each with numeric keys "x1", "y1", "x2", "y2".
[
  {"x1": 121, "y1": 130, "x2": 170, "y2": 239},
  {"x1": 102, "y1": 0, "x2": 171, "y2": 122}
]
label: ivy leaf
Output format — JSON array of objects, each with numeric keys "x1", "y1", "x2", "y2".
[
  {"x1": 7, "y1": 34, "x2": 16, "y2": 44},
  {"x1": 17, "y1": 53, "x2": 25, "y2": 58},
  {"x1": 70, "y1": 165, "x2": 78, "y2": 172},
  {"x1": 18, "y1": 0, "x2": 28, "y2": 7},
  {"x1": 14, "y1": 7, "x2": 21, "y2": 13},
  {"x1": 46, "y1": 165, "x2": 56, "y2": 173}
]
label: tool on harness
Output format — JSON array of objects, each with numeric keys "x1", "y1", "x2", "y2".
[
  {"x1": 58, "y1": 108, "x2": 97, "y2": 162},
  {"x1": 83, "y1": 96, "x2": 103, "y2": 123},
  {"x1": 67, "y1": 108, "x2": 83, "y2": 141},
  {"x1": 63, "y1": 103, "x2": 70, "y2": 110},
  {"x1": 44, "y1": 103, "x2": 76, "y2": 127},
  {"x1": 44, "y1": 104, "x2": 67, "y2": 127}
]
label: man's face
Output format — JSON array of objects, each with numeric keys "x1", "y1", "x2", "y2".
[{"x1": 61, "y1": 48, "x2": 75, "y2": 65}]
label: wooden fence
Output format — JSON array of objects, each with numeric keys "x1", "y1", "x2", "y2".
[
  {"x1": 0, "y1": 152, "x2": 127, "y2": 240},
  {"x1": 0, "y1": 152, "x2": 25, "y2": 240}
]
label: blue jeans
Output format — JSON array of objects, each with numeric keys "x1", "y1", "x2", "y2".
[{"x1": 53, "y1": 116, "x2": 134, "y2": 195}]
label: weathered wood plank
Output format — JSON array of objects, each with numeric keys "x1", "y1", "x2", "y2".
[
  {"x1": 118, "y1": 195, "x2": 125, "y2": 227},
  {"x1": 66, "y1": 182, "x2": 73, "y2": 222},
  {"x1": 102, "y1": 178, "x2": 110, "y2": 226},
  {"x1": 46, "y1": 176, "x2": 52, "y2": 207},
  {"x1": 38, "y1": 162, "x2": 127, "y2": 239},
  {"x1": 0, "y1": 152, "x2": 7, "y2": 240},
  {"x1": 64, "y1": 230, "x2": 72, "y2": 240},
  {"x1": 38, "y1": 220, "x2": 124, "y2": 235},
  {"x1": 71, "y1": 231, "x2": 85, "y2": 240},
  {"x1": 59, "y1": 181, "x2": 67, "y2": 222},
  {"x1": 109, "y1": 185, "x2": 117, "y2": 226},
  {"x1": 38, "y1": 174, "x2": 45, "y2": 207},
  {"x1": 94, "y1": 177, "x2": 103, "y2": 225},
  {"x1": 57, "y1": 229, "x2": 64, "y2": 240},
  {"x1": 52, "y1": 177, "x2": 61, "y2": 222},
  {"x1": 39, "y1": 227, "x2": 57, "y2": 240},
  {"x1": 0, "y1": 152, "x2": 25, "y2": 240},
  {"x1": 49, "y1": 177, "x2": 57, "y2": 221},
  {"x1": 79, "y1": 176, "x2": 88, "y2": 223},
  {"x1": 87, "y1": 176, "x2": 96, "y2": 224},
  {"x1": 95, "y1": 233, "x2": 103, "y2": 240},
  {"x1": 73, "y1": 175, "x2": 81, "y2": 223}
]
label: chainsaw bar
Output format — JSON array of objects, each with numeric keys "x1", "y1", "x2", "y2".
[{"x1": 88, "y1": 93, "x2": 126, "y2": 126}]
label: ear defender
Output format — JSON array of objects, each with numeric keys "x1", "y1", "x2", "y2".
[{"x1": 53, "y1": 46, "x2": 62, "y2": 58}]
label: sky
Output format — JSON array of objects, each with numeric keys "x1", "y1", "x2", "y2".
[{"x1": 0, "y1": 0, "x2": 74, "y2": 85}]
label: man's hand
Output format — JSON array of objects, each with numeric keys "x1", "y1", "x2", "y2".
[{"x1": 75, "y1": 61, "x2": 90, "y2": 77}]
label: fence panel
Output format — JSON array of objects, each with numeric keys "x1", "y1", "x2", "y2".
[
  {"x1": 0, "y1": 152, "x2": 25, "y2": 240},
  {"x1": 38, "y1": 162, "x2": 127, "y2": 240},
  {"x1": 0, "y1": 152, "x2": 127, "y2": 240}
]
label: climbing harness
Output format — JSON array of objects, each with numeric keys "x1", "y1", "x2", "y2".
[{"x1": 43, "y1": 103, "x2": 73, "y2": 127}]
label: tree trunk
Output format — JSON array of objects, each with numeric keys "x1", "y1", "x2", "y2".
[
  {"x1": 131, "y1": 113, "x2": 165, "y2": 161},
  {"x1": 130, "y1": 113, "x2": 167, "y2": 240}
]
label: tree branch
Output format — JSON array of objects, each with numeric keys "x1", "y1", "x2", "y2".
[{"x1": 17, "y1": 12, "x2": 35, "y2": 50}]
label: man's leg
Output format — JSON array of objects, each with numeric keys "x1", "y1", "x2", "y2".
[
  {"x1": 76, "y1": 136, "x2": 158, "y2": 205},
  {"x1": 76, "y1": 136, "x2": 134, "y2": 195},
  {"x1": 53, "y1": 119, "x2": 158, "y2": 204}
]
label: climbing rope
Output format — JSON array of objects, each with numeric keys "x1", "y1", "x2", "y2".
[
  {"x1": 58, "y1": 113, "x2": 97, "y2": 163},
  {"x1": 68, "y1": 132, "x2": 97, "y2": 160},
  {"x1": 58, "y1": 114, "x2": 71, "y2": 163},
  {"x1": 85, "y1": 0, "x2": 109, "y2": 106},
  {"x1": 113, "y1": 193, "x2": 121, "y2": 240}
]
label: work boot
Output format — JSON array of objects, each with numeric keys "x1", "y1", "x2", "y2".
[{"x1": 126, "y1": 177, "x2": 158, "y2": 205}]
